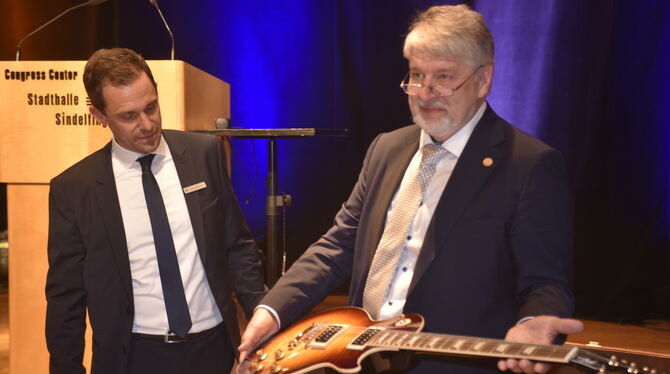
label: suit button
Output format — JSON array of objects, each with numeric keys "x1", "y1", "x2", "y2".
[
  {"x1": 121, "y1": 345, "x2": 127, "y2": 354},
  {"x1": 126, "y1": 307, "x2": 133, "y2": 316}
]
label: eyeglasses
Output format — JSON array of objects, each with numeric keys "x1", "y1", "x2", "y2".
[{"x1": 400, "y1": 65, "x2": 483, "y2": 97}]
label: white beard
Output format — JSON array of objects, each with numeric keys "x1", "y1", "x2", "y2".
[
  {"x1": 411, "y1": 99, "x2": 478, "y2": 141},
  {"x1": 411, "y1": 101, "x2": 459, "y2": 141}
]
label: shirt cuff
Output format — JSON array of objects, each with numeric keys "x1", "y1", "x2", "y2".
[
  {"x1": 255, "y1": 304, "x2": 281, "y2": 330},
  {"x1": 516, "y1": 316, "x2": 535, "y2": 325}
]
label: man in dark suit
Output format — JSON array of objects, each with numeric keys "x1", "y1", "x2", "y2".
[
  {"x1": 239, "y1": 5, "x2": 582, "y2": 374},
  {"x1": 45, "y1": 48, "x2": 266, "y2": 374}
]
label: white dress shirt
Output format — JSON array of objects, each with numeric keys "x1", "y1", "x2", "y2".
[
  {"x1": 377, "y1": 102, "x2": 486, "y2": 320},
  {"x1": 112, "y1": 135, "x2": 222, "y2": 335},
  {"x1": 259, "y1": 103, "x2": 488, "y2": 327}
]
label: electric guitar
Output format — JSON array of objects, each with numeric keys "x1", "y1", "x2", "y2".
[{"x1": 244, "y1": 307, "x2": 664, "y2": 374}]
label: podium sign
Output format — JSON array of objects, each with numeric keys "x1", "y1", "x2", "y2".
[
  {"x1": 0, "y1": 60, "x2": 229, "y2": 374},
  {"x1": 0, "y1": 60, "x2": 229, "y2": 183}
]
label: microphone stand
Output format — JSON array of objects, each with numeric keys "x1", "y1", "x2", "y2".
[{"x1": 193, "y1": 127, "x2": 348, "y2": 286}]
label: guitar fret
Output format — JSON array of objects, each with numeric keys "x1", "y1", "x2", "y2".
[
  {"x1": 427, "y1": 337, "x2": 441, "y2": 349},
  {"x1": 495, "y1": 343, "x2": 511, "y2": 353},
  {"x1": 393, "y1": 333, "x2": 406, "y2": 345},
  {"x1": 505, "y1": 344, "x2": 524, "y2": 355},
  {"x1": 480, "y1": 341, "x2": 500, "y2": 353},
  {"x1": 437, "y1": 337, "x2": 453, "y2": 350},
  {"x1": 522, "y1": 346, "x2": 537, "y2": 355},
  {"x1": 375, "y1": 332, "x2": 390, "y2": 345},
  {"x1": 472, "y1": 341, "x2": 486, "y2": 351},
  {"x1": 459, "y1": 340, "x2": 474, "y2": 351},
  {"x1": 407, "y1": 335, "x2": 419, "y2": 346}
]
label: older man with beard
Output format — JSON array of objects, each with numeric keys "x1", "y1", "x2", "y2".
[{"x1": 239, "y1": 5, "x2": 581, "y2": 374}]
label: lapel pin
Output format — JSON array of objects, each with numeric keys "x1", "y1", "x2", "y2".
[
  {"x1": 183, "y1": 181, "x2": 207, "y2": 194},
  {"x1": 482, "y1": 157, "x2": 494, "y2": 167}
]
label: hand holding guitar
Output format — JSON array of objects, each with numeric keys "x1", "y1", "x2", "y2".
[
  {"x1": 238, "y1": 307, "x2": 280, "y2": 372},
  {"x1": 498, "y1": 316, "x2": 584, "y2": 374}
]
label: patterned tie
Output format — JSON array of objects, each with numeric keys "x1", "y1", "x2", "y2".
[
  {"x1": 362, "y1": 143, "x2": 448, "y2": 319},
  {"x1": 138, "y1": 154, "x2": 192, "y2": 338}
]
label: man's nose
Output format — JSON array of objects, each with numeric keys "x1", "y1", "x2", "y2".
[
  {"x1": 417, "y1": 83, "x2": 440, "y2": 102},
  {"x1": 137, "y1": 113, "x2": 153, "y2": 131}
]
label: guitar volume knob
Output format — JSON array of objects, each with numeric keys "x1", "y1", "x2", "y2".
[
  {"x1": 271, "y1": 364, "x2": 283, "y2": 373},
  {"x1": 274, "y1": 349, "x2": 285, "y2": 361},
  {"x1": 256, "y1": 350, "x2": 268, "y2": 360}
]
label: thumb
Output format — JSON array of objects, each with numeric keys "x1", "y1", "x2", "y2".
[
  {"x1": 554, "y1": 318, "x2": 584, "y2": 335},
  {"x1": 238, "y1": 329, "x2": 259, "y2": 357}
]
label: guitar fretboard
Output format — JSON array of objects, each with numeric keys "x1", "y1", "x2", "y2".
[{"x1": 362, "y1": 329, "x2": 577, "y2": 363}]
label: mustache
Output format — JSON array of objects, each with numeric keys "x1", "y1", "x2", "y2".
[{"x1": 416, "y1": 100, "x2": 448, "y2": 110}]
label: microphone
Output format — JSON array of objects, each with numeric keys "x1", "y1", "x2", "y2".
[
  {"x1": 15, "y1": 0, "x2": 109, "y2": 61},
  {"x1": 148, "y1": 0, "x2": 175, "y2": 60},
  {"x1": 215, "y1": 118, "x2": 231, "y2": 129}
]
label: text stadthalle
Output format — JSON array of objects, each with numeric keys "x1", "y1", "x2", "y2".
[
  {"x1": 4, "y1": 69, "x2": 78, "y2": 82},
  {"x1": 28, "y1": 93, "x2": 79, "y2": 106}
]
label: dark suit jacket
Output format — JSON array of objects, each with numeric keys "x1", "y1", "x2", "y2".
[
  {"x1": 261, "y1": 106, "x2": 574, "y2": 373},
  {"x1": 45, "y1": 130, "x2": 266, "y2": 374}
]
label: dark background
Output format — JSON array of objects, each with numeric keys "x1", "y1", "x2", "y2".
[{"x1": 1, "y1": 0, "x2": 668, "y2": 323}]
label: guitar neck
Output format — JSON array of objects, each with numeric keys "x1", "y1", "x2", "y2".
[{"x1": 367, "y1": 329, "x2": 578, "y2": 363}]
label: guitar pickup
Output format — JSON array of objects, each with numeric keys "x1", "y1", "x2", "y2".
[
  {"x1": 347, "y1": 327, "x2": 383, "y2": 351},
  {"x1": 308, "y1": 324, "x2": 347, "y2": 350}
]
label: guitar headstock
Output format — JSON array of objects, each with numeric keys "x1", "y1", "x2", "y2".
[{"x1": 572, "y1": 349, "x2": 665, "y2": 374}]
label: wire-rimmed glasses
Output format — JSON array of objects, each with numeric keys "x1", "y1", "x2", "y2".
[{"x1": 400, "y1": 65, "x2": 483, "y2": 97}]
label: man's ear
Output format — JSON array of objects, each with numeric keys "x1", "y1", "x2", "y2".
[
  {"x1": 477, "y1": 64, "x2": 494, "y2": 98},
  {"x1": 89, "y1": 105, "x2": 107, "y2": 125}
]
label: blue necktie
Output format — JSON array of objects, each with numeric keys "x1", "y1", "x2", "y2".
[{"x1": 138, "y1": 154, "x2": 192, "y2": 338}]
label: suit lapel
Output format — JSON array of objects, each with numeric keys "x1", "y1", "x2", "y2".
[
  {"x1": 409, "y1": 108, "x2": 506, "y2": 293},
  {"x1": 93, "y1": 143, "x2": 133, "y2": 300},
  {"x1": 165, "y1": 133, "x2": 208, "y2": 263}
]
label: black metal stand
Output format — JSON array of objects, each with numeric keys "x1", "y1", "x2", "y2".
[{"x1": 192, "y1": 128, "x2": 348, "y2": 285}]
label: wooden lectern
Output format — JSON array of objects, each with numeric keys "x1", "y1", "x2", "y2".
[{"x1": 0, "y1": 60, "x2": 229, "y2": 374}]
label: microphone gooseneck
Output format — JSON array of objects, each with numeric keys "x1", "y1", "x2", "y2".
[
  {"x1": 15, "y1": 0, "x2": 109, "y2": 61},
  {"x1": 148, "y1": 0, "x2": 175, "y2": 60}
]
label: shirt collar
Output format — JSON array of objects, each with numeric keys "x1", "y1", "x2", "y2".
[
  {"x1": 420, "y1": 101, "x2": 487, "y2": 158},
  {"x1": 111, "y1": 133, "x2": 170, "y2": 170}
]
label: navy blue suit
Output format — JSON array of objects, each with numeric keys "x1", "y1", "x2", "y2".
[
  {"x1": 46, "y1": 130, "x2": 266, "y2": 374},
  {"x1": 261, "y1": 106, "x2": 574, "y2": 373}
]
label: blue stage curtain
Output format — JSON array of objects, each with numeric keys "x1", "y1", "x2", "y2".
[{"x1": 115, "y1": 0, "x2": 669, "y2": 321}]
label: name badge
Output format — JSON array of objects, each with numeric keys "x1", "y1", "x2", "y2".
[{"x1": 183, "y1": 181, "x2": 207, "y2": 194}]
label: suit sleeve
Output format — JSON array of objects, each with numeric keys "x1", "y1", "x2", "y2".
[
  {"x1": 259, "y1": 134, "x2": 385, "y2": 328},
  {"x1": 45, "y1": 180, "x2": 87, "y2": 374},
  {"x1": 511, "y1": 149, "x2": 575, "y2": 319},
  {"x1": 214, "y1": 136, "x2": 268, "y2": 318}
]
